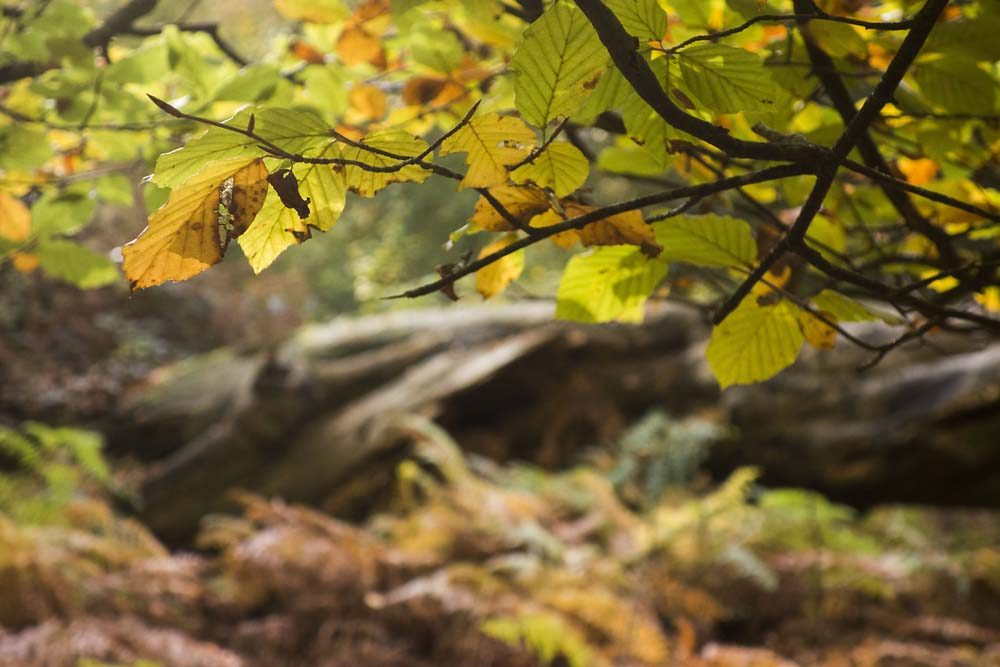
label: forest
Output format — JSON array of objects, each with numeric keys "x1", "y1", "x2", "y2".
[{"x1": 1, "y1": 0, "x2": 1000, "y2": 665}]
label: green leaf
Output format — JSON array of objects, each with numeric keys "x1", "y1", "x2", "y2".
[
  {"x1": 573, "y1": 64, "x2": 632, "y2": 125},
  {"x1": 482, "y1": 613, "x2": 593, "y2": 667},
  {"x1": 0, "y1": 125, "x2": 52, "y2": 171},
  {"x1": 556, "y1": 246, "x2": 668, "y2": 323},
  {"x1": 707, "y1": 298, "x2": 804, "y2": 388},
  {"x1": 511, "y1": 1, "x2": 608, "y2": 128},
  {"x1": 152, "y1": 107, "x2": 331, "y2": 188},
  {"x1": 239, "y1": 160, "x2": 347, "y2": 273},
  {"x1": 912, "y1": 56, "x2": 997, "y2": 116},
  {"x1": 677, "y1": 43, "x2": 777, "y2": 114},
  {"x1": 653, "y1": 214, "x2": 757, "y2": 268},
  {"x1": 409, "y1": 26, "x2": 465, "y2": 74},
  {"x1": 604, "y1": 0, "x2": 667, "y2": 42},
  {"x1": 34, "y1": 239, "x2": 119, "y2": 288},
  {"x1": 31, "y1": 190, "x2": 96, "y2": 238},
  {"x1": 666, "y1": 0, "x2": 712, "y2": 28},
  {"x1": 511, "y1": 142, "x2": 589, "y2": 197},
  {"x1": 925, "y1": 16, "x2": 1000, "y2": 62},
  {"x1": 811, "y1": 290, "x2": 900, "y2": 324}
]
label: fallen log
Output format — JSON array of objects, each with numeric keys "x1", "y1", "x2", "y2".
[{"x1": 111, "y1": 302, "x2": 1000, "y2": 542}]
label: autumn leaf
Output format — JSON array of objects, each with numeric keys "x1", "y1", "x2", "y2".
[
  {"x1": 341, "y1": 129, "x2": 432, "y2": 197},
  {"x1": 898, "y1": 157, "x2": 939, "y2": 186},
  {"x1": 439, "y1": 113, "x2": 536, "y2": 189},
  {"x1": 798, "y1": 309, "x2": 838, "y2": 350},
  {"x1": 0, "y1": 192, "x2": 31, "y2": 242},
  {"x1": 470, "y1": 184, "x2": 551, "y2": 232},
  {"x1": 337, "y1": 25, "x2": 385, "y2": 67},
  {"x1": 564, "y1": 203, "x2": 662, "y2": 257},
  {"x1": 528, "y1": 209, "x2": 580, "y2": 249},
  {"x1": 240, "y1": 160, "x2": 347, "y2": 273},
  {"x1": 123, "y1": 158, "x2": 268, "y2": 289},
  {"x1": 475, "y1": 235, "x2": 525, "y2": 299},
  {"x1": 348, "y1": 83, "x2": 388, "y2": 122}
]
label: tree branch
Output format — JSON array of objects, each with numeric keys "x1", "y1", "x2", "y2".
[
  {"x1": 660, "y1": 11, "x2": 915, "y2": 56},
  {"x1": 792, "y1": 0, "x2": 959, "y2": 266},
  {"x1": 573, "y1": 0, "x2": 827, "y2": 163},
  {"x1": 390, "y1": 163, "x2": 812, "y2": 299},
  {"x1": 713, "y1": 0, "x2": 951, "y2": 324}
]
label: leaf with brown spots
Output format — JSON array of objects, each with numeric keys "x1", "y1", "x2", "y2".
[{"x1": 123, "y1": 158, "x2": 268, "y2": 289}]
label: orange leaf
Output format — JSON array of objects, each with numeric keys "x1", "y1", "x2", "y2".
[
  {"x1": 336, "y1": 25, "x2": 385, "y2": 66},
  {"x1": 898, "y1": 157, "x2": 939, "y2": 186},
  {"x1": 10, "y1": 252, "x2": 39, "y2": 273},
  {"x1": 123, "y1": 159, "x2": 268, "y2": 289},
  {"x1": 348, "y1": 83, "x2": 388, "y2": 122},
  {"x1": 565, "y1": 202, "x2": 662, "y2": 257},
  {"x1": 0, "y1": 192, "x2": 31, "y2": 242}
]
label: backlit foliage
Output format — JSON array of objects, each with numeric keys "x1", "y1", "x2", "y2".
[{"x1": 2, "y1": 0, "x2": 999, "y2": 387}]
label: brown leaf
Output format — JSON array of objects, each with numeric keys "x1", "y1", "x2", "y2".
[{"x1": 267, "y1": 169, "x2": 312, "y2": 219}]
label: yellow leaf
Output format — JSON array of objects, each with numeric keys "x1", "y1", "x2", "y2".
[
  {"x1": 707, "y1": 298, "x2": 804, "y2": 389},
  {"x1": 273, "y1": 0, "x2": 350, "y2": 23},
  {"x1": 439, "y1": 113, "x2": 535, "y2": 189},
  {"x1": 123, "y1": 158, "x2": 268, "y2": 289},
  {"x1": 341, "y1": 129, "x2": 432, "y2": 197},
  {"x1": 239, "y1": 159, "x2": 347, "y2": 273},
  {"x1": 470, "y1": 184, "x2": 550, "y2": 232},
  {"x1": 898, "y1": 157, "x2": 939, "y2": 186},
  {"x1": 348, "y1": 83, "x2": 388, "y2": 122},
  {"x1": 528, "y1": 209, "x2": 580, "y2": 249},
  {"x1": 751, "y1": 265, "x2": 792, "y2": 296},
  {"x1": 976, "y1": 287, "x2": 1000, "y2": 313},
  {"x1": 565, "y1": 202, "x2": 662, "y2": 256},
  {"x1": 475, "y1": 235, "x2": 525, "y2": 299},
  {"x1": 0, "y1": 192, "x2": 31, "y2": 242},
  {"x1": 798, "y1": 309, "x2": 838, "y2": 350},
  {"x1": 511, "y1": 142, "x2": 589, "y2": 197}
]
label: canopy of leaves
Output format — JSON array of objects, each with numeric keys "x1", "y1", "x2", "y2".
[{"x1": 2, "y1": 0, "x2": 999, "y2": 388}]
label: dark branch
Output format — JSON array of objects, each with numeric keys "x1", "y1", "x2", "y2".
[
  {"x1": 660, "y1": 12, "x2": 915, "y2": 56},
  {"x1": 573, "y1": 0, "x2": 827, "y2": 163},
  {"x1": 713, "y1": 0, "x2": 951, "y2": 324},
  {"x1": 391, "y1": 164, "x2": 812, "y2": 299},
  {"x1": 792, "y1": 0, "x2": 959, "y2": 266},
  {"x1": 83, "y1": 0, "x2": 158, "y2": 49}
]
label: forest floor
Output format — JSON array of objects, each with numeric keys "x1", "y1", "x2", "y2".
[{"x1": 3, "y1": 415, "x2": 1000, "y2": 667}]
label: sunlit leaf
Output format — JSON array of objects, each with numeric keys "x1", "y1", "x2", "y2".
[
  {"x1": 341, "y1": 129, "x2": 432, "y2": 196},
  {"x1": 797, "y1": 308, "x2": 838, "y2": 350},
  {"x1": 439, "y1": 113, "x2": 535, "y2": 189},
  {"x1": 123, "y1": 158, "x2": 268, "y2": 289},
  {"x1": 152, "y1": 108, "x2": 331, "y2": 188},
  {"x1": 470, "y1": 184, "x2": 551, "y2": 232},
  {"x1": 677, "y1": 43, "x2": 777, "y2": 113},
  {"x1": 556, "y1": 245, "x2": 668, "y2": 323},
  {"x1": 707, "y1": 298, "x2": 804, "y2": 388},
  {"x1": 239, "y1": 160, "x2": 347, "y2": 273},
  {"x1": 510, "y1": 1, "x2": 608, "y2": 128},
  {"x1": 653, "y1": 213, "x2": 756, "y2": 268},
  {"x1": 511, "y1": 142, "x2": 589, "y2": 197}
]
